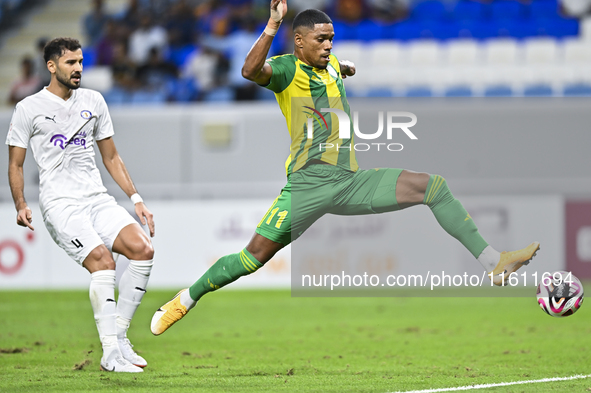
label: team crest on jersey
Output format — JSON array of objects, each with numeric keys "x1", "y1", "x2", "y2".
[{"x1": 80, "y1": 110, "x2": 92, "y2": 119}]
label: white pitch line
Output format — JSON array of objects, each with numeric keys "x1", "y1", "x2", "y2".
[{"x1": 390, "y1": 374, "x2": 591, "y2": 393}]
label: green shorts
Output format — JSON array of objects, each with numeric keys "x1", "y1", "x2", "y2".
[{"x1": 255, "y1": 164, "x2": 404, "y2": 246}]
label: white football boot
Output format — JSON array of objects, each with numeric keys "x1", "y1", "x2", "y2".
[
  {"x1": 100, "y1": 349, "x2": 143, "y2": 373},
  {"x1": 118, "y1": 338, "x2": 147, "y2": 368}
]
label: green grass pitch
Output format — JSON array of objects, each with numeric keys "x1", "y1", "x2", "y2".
[{"x1": 0, "y1": 289, "x2": 590, "y2": 392}]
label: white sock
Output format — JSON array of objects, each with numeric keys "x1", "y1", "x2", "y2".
[
  {"x1": 116, "y1": 259, "x2": 153, "y2": 339},
  {"x1": 477, "y1": 245, "x2": 501, "y2": 272},
  {"x1": 180, "y1": 289, "x2": 196, "y2": 310},
  {"x1": 89, "y1": 270, "x2": 118, "y2": 356}
]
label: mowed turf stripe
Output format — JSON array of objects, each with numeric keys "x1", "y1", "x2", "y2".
[{"x1": 391, "y1": 374, "x2": 591, "y2": 393}]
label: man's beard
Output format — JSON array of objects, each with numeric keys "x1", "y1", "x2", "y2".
[{"x1": 56, "y1": 72, "x2": 80, "y2": 90}]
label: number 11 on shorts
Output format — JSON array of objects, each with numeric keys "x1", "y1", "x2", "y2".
[{"x1": 265, "y1": 207, "x2": 289, "y2": 229}]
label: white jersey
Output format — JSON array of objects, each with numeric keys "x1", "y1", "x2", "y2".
[{"x1": 6, "y1": 87, "x2": 114, "y2": 213}]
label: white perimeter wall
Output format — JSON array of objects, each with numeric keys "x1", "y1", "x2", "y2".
[
  {"x1": 0, "y1": 196, "x2": 563, "y2": 289},
  {"x1": 0, "y1": 98, "x2": 590, "y2": 203}
]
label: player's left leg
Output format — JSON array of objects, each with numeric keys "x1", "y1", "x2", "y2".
[
  {"x1": 397, "y1": 171, "x2": 539, "y2": 284},
  {"x1": 93, "y1": 196, "x2": 153, "y2": 367},
  {"x1": 396, "y1": 169, "x2": 490, "y2": 260},
  {"x1": 111, "y1": 223, "x2": 153, "y2": 367},
  {"x1": 333, "y1": 168, "x2": 539, "y2": 285}
]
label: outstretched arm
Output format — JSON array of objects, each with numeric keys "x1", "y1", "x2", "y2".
[
  {"x1": 97, "y1": 137, "x2": 155, "y2": 237},
  {"x1": 241, "y1": 0, "x2": 287, "y2": 85},
  {"x1": 8, "y1": 145, "x2": 34, "y2": 230}
]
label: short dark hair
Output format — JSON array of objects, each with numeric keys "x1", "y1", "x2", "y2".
[
  {"x1": 43, "y1": 37, "x2": 82, "y2": 63},
  {"x1": 293, "y1": 9, "x2": 332, "y2": 31}
]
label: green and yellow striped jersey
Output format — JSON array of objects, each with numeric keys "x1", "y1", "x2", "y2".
[{"x1": 262, "y1": 53, "x2": 359, "y2": 175}]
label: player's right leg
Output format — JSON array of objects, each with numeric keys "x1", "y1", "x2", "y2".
[
  {"x1": 150, "y1": 210, "x2": 287, "y2": 336},
  {"x1": 150, "y1": 234, "x2": 284, "y2": 335},
  {"x1": 151, "y1": 169, "x2": 330, "y2": 335}
]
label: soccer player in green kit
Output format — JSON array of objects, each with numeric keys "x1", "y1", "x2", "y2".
[{"x1": 151, "y1": 0, "x2": 540, "y2": 335}]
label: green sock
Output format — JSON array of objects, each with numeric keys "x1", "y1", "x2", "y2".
[
  {"x1": 423, "y1": 175, "x2": 488, "y2": 258},
  {"x1": 188, "y1": 248, "x2": 263, "y2": 302}
]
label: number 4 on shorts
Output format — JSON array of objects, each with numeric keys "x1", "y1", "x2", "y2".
[{"x1": 71, "y1": 238, "x2": 83, "y2": 248}]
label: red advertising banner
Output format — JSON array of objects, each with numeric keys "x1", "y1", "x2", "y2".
[{"x1": 566, "y1": 201, "x2": 591, "y2": 279}]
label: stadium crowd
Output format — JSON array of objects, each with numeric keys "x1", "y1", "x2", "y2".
[
  {"x1": 7, "y1": 0, "x2": 590, "y2": 104},
  {"x1": 80, "y1": 0, "x2": 418, "y2": 103}
]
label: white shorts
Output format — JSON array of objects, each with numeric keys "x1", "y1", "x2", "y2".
[{"x1": 43, "y1": 194, "x2": 138, "y2": 265}]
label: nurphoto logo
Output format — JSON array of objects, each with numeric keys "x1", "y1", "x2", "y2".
[{"x1": 304, "y1": 108, "x2": 418, "y2": 152}]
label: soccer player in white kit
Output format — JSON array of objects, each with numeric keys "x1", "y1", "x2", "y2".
[{"x1": 6, "y1": 38, "x2": 154, "y2": 373}]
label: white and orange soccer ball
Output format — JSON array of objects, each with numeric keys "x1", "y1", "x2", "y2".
[{"x1": 537, "y1": 271, "x2": 584, "y2": 317}]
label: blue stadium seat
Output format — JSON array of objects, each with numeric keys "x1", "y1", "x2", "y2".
[
  {"x1": 166, "y1": 44, "x2": 196, "y2": 68},
  {"x1": 405, "y1": 87, "x2": 433, "y2": 97},
  {"x1": 332, "y1": 20, "x2": 358, "y2": 41},
  {"x1": 393, "y1": 21, "x2": 436, "y2": 40},
  {"x1": 166, "y1": 78, "x2": 198, "y2": 102},
  {"x1": 381, "y1": 23, "x2": 398, "y2": 39},
  {"x1": 103, "y1": 88, "x2": 131, "y2": 106},
  {"x1": 457, "y1": 20, "x2": 498, "y2": 39},
  {"x1": 523, "y1": 84, "x2": 554, "y2": 96},
  {"x1": 445, "y1": 86, "x2": 473, "y2": 97},
  {"x1": 537, "y1": 17, "x2": 579, "y2": 38},
  {"x1": 366, "y1": 87, "x2": 395, "y2": 97},
  {"x1": 204, "y1": 86, "x2": 234, "y2": 102},
  {"x1": 82, "y1": 46, "x2": 97, "y2": 68},
  {"x1": 355, "y1": 20, "x2": 386, "y2": 41},
  {"x1": 484, "y1": 85, "x2": 513, "y2": 97},
  {"x1": 453, "y1": 0, "x2": 487, "y2": 21},
  {"x1": 497, "y1": 19, "x2": 538, "y2": 38},
  {"x1": 431, "y1": 21, "x2": 461, "y2": 40},
  {"x1": 131, "y1": 89, "x2": 167, "y2": 105},
  {"x1": 411, "y1": 0, "x2": 448, "y2": 20},
  {"x1": 490, "y1": 0, "x2": 523, "y2": 20},
  {"x1": 345, "y1": 88, "x2": 363, "y2": 98},
  {"x1": 530, "y1": 0, "x2": 559, "y2": 19},
  {"x1": 563, "y1": 84, "x2": 591, "y2": 96}
]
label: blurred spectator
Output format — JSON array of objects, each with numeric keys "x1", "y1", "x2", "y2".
[
  {"x1": 33, "y1": 37, "x2": 50, "y2": 88},
  {"x1": 164, "y1": 0, "x2": 196, "y2": 47},
  {"x1": 225, "y1": 17, "x2": 263, "y2": 100},
  {"x1": 128, "y1": 13, "x2": 168, "y2": 65},
  {"x1": 149, "y1": 0, "x2": 178, "y2": 17},
  {"x1": 368, "y1": 0, "x2": 408, "y2": 22},
  {"x1": 183, "y1": 45, "x2": 223, "y2": 99},
  {"x1": 111, "y1": 41, "x2": 138, "y2": 91},
  {"x1": 136, "y1": 47, "x2": 178, "y2": 91},
  {"x1": 83, "y1": 0, "x2": 111, "y2": 47},
  {"x1": 289, "y1": 0, "x2": 332, "y2": 13},
  {"x1": 561, "y1": 0, "x2": 591, "y2": 17},
  {"x1": 117, "y1": 0, "x2": 142, "y2": 35},
  {"x1": 227, "y1": 0, "x2": 254, "y2": 33},
  {"x1": 195, "y1": 0, "x2": 232, "y2": 37},
  {"x1": 334, "y1": 0, "x2": 367, "y2": 22},
  {"x1": 95, "y1": 19, "x2": 121, "y2": 66},
  {"x1": 9, "y1": 56, "x2": 41, "y2": 105}
]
